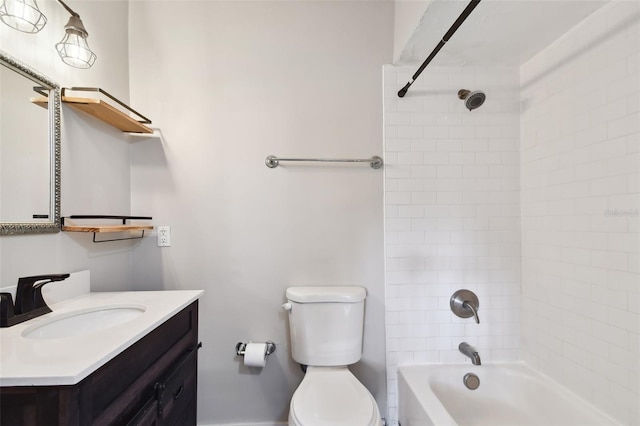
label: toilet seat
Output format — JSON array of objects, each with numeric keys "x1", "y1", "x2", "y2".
[{"x1": 288, "y1": 366, "x2": 382, "y2": 426}]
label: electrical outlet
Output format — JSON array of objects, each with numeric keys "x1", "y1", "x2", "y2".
[{"x1": 157, "y1": 226, "x2": 171, "y2": 247}]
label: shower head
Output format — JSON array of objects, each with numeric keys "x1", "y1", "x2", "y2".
[{"x1": 458, "y1": 89, "x2": 486, "y2": 111}]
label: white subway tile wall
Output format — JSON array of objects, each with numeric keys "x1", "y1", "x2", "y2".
[
  {"x1": 383, "y1": 2, "x2": 639, "y2": 424},
  {"x1": 383, "y1": 65, "x2": 522, "y2": 424},
  {"x1": 520, "y1": 2, "x2": 639, "y2": 424}
]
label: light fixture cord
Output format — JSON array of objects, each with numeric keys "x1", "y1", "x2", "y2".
[{"x1": 56, "y1": 0, "x2": 79, "y2": 17}]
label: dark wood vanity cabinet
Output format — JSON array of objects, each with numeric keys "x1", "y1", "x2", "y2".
[{"x1": 0, "y1": 301, "x2": 200, "y2": 426}]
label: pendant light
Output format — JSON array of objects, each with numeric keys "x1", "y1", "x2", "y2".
[
  {"x1": 0, "y1": 0, "x2": 47, "y2": 33},
  {"x1": 0, "y1": 0, "x2": 97, "y2": 69},
  {"x1": 54, "y1": 0, "x2": 96, "y2": 69}
]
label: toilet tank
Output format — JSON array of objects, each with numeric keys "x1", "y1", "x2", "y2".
[{"x1": 285, "y1": 286, "x2": 366, "y2": 366}]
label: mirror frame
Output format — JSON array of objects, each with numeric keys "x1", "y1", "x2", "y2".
[{"x1": 0, "y1": 50, "x2": 61, "y2": 235}]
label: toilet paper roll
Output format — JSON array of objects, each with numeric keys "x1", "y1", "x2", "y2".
[{"x1": 244, "y1": 343, "x2": 268, "y2": 367}]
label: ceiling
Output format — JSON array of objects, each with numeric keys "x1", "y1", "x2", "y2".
[{"x1": 396, "y1": 0, "x2": 610, "y2": 66}]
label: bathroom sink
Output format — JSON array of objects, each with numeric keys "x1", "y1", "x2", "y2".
[{"x1": 21, "y1": 305, "x2": 146, "y2": 340}]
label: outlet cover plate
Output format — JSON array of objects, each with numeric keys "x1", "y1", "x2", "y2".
[{"x1": 157, "y1": 226, "x2": 171, "y2": 247}]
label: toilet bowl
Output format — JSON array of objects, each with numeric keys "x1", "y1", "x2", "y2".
[{"x1": 288, "y1": 366, "x2": 382, "y2": 426}]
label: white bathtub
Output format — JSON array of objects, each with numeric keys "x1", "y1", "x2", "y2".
[{"x1": 397, "y1": 363, "x2": 619, "y2": 426}]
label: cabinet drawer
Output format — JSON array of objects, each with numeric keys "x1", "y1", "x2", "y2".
[{"x1": 156, "y1": 347, "x2": 198, "y2": 426}]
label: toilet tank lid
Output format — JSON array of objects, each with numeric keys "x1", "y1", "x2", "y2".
[{"x1": 286, "y1": 286, "x2": 366, "y2": 303}]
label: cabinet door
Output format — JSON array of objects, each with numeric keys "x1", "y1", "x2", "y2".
[
  {"x1": 156, "y1": 347, "x2": 198, "y2": 426},
  {"x1": 127, "y1": 398, "x2": 160, "y2": 426}
]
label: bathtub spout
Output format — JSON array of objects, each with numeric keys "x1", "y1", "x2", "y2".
[{"x1": 459, "y1": 342, "x2": 481, "y2": 365}]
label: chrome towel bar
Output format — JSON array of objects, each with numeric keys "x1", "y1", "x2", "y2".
[{"x1": 265, "y1": 155, "x2": 383, "y2": 169}]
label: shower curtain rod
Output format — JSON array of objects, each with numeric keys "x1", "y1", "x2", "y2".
[{"x1": 398, "y1": 0, "x2": 482, "y2": 98}]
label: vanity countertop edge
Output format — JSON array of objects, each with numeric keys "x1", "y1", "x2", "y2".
[{"x1": 0, "y1": 290, "x2": 203, "y2": 387}]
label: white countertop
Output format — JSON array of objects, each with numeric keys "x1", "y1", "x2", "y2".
[{"x1": 0, "y1": 290, "x2": 203, "y2": 386}]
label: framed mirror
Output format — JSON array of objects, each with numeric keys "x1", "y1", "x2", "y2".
[{"x1": 0, "y1": 50, "x2": 61, "y2": 234}]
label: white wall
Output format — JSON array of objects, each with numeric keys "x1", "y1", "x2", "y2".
[
  {"x1": 393, "y1": 0, "x2": 431, "y2": 63},
  {"x1": 382, "y1": 65, "x2": 522, "y2": 424},
  {"x1": 0, "y1": 0, "x2": 136, "y2": 291},
  {"x1": 127, "y1": 1, "x2": 393, "y2": 424},
  {"x1": 520, "y1": 2, "x2": 639, "y2": 424}
]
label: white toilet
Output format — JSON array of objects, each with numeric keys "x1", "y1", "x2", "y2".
[{"x1": 283, "y1": 286, "x2": 382, "y2": 426}]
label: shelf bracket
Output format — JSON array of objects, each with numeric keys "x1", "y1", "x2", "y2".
[{"x1": 92, "y1": 229, "x2": 147, "y2": 243}]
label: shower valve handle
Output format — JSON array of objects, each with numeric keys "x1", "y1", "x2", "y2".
[{"x1": 450, "y1": 289, "x2": 480, "y2": 324}]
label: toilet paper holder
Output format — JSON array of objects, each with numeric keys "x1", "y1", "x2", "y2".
[{"x1": 235, "y1": 341, "x2": 276, "y2": 357}]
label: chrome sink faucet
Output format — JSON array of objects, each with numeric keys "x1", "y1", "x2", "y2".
[
  {"x1": 459, "y1": 342, "x2": 481, "y2": 365},
  {"x1": 0, "y1": 273, "x2": 70, "y2": 327}
]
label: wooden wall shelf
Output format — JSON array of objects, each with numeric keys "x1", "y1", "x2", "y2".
[
  {"x1": 62, "y1": 224, "x2": 154, "y2": 233},
  {"x1": 62, "y1": 97, "x2": 153, "y2": 134},
  {"x1": 61, "y1": 216, "x2": 153, "y2": 243},
  {"x1": 31, "y1": 87, "x2": 153, "y2": 134}
]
